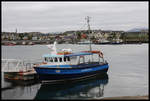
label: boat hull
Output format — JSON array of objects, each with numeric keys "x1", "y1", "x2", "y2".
[{"x1": 34, "y1": 63, "x2": 109, "y2": 83}]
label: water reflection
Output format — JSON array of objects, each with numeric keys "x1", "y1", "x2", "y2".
[
  {"x1": 2, "y1": 72, "x2": 41, "y2": 100},
  {"x1": 4, "y1": 78, "x2": 40, "y2": 87},
  {"x1": 2, "y1": 82, "x2": 41, "y2": 100},
  {"x1": 34, "y1": 73, "x2": 109, "y2": 100}
]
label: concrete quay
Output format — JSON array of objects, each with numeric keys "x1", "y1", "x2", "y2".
[{"x1": 100, "y1": 95, "x2": 149, "y2": 100}]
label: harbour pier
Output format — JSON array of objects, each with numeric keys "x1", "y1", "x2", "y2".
[{"x1": 2, "y1": 59, "x2": 41, "y2": 81}]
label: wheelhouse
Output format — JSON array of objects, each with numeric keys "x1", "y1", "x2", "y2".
[{"x1": 42, "y1": 51, "x2": 106, "y2": 66}]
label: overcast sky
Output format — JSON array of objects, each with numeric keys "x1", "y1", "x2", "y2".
[{"x1": 2, "y1": 2, "x2": 148, "y2": 33}]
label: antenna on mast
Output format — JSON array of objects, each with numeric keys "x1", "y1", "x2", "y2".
[
  {"x1": 15, "y1": 28, "x2": 17, "y2": 33},
  {"x1": 85, "y1": 16, "x2": 91, "y2": 34}
]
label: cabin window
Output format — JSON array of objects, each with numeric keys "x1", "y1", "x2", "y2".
[
  {"x1": 59, "y1": 58, "x2": 62, "y2": 62},
  {"x1": 64, "y1": 57, "x2": 66, "y2": 62},
  {"x1": 50, "y1": 57, "x2": 53, "y2": 62},
  {"x1": 44, "y1": 58, "x2": 47, "y2": 62},
  {"x1": 63, "y1": 57, "x2": 70, "y2": 62},
  {"x1": 54, "y1": 57, "x2": 58, "y2": 62},
  {"x1": 48, "y1": 57, "x2": 50, "y2": 62},
  {"x1": 67, "y1": 57, "x2": 70, "y2": 61}
]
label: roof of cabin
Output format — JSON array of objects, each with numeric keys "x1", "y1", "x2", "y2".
[{"x1": 43, "y1": 52, "x2": 93, "y2": 57}]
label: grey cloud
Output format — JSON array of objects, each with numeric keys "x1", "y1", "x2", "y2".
[{"x1": 2, "y1": 2, "x2": 148, "y2": 33}]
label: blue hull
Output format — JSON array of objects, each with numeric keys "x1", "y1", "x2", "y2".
[{"x1": 34, "y1": 63, "x2": 109, "y2": 82}]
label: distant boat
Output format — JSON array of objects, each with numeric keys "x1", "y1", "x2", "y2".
[
  {"x1": 96, "y1": 39, "x2": 110, "y2": 44},
  {"x1": 77, "y1": 40, "x2": 92, "y2": 44},
  {"x1": 4, "y1": 43, "x2": 16, "y2": 46},
  {"x1": 28, "y1": 42, "x2": 35, "y2": 45},
  {"x1": 111, "y1": 38, "x2": 123, "y2": 44},
  {"x1": 22, "y1": 41, "x2": 26, "y2": 45}
]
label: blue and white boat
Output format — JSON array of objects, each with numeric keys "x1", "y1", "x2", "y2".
[
  {"x1": 33, "y1": 17, "x2": 109, "y2": 83},
  {"x1": 33, "y1": 41, "x2": 109, "y2": 83}
]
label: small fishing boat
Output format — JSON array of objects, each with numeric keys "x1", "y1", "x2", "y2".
[
  {"x1": 33, "y1": 41, "x2": 109, "y2": 83},
  {"x1": 33, "y1": 16, "x2": 109, "y2": 83},
  {"x1": 77, "y1": 40, "x2": 92, "y2": 44},
  {"x1": 4, "y1": 42, "x2": 16, "y2": 46}
]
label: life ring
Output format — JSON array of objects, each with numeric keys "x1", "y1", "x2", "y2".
[
  {"x1": 99, "y1": 52, "x2": 103, "y2": 58},
  {"x1": 42, "y1": 62, "x2": 47, "y2": 64}
]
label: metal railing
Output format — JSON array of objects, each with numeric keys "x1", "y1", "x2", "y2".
[{"x1": 1, "y1": 58, "x2": 43, "y2": 72}]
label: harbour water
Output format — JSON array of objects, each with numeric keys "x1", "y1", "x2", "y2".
[{"x1": 1, "y1": 44, "x2": 149, "y2": 99}]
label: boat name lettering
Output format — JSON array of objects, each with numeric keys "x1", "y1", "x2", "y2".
[{"x1": 56, "y1": 70, "x2": 60, "y2": 73}]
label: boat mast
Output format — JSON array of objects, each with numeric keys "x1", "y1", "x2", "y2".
[{"x1": 85, "y1": 16, "x2": 92, "y2": 51}]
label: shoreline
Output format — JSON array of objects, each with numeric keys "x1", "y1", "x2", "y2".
[
  {"x1": 100, "y1": 95, "x2": 149, "y2": 100},
  {"x1": 1, "y1": 42, "x2": 148, "y2": 46},
  {"x1": 1, "y1": 40, "x2": 148, "y2": 46}
]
